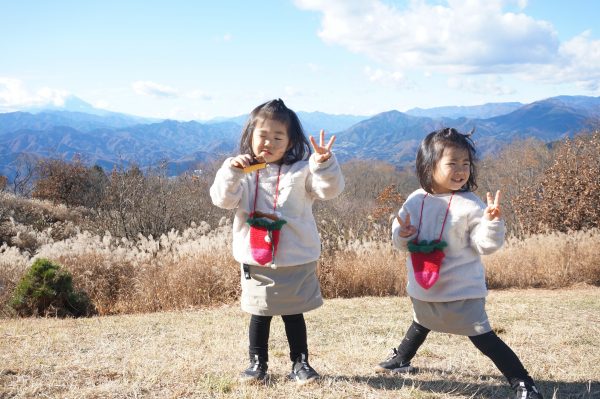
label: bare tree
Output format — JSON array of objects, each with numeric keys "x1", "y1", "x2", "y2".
[
  {"x1": 32, "y1": 158, "x2": 107, "y2": 208},
  {"x1": 478, "y1": 138, "x2": 552, "y2": 237},
  {"x1": 514, "y1": 130, "x2": 600, "y2": 233},
  {"x1": 91, "y1": 160, "x2": 225, "y2": 239},
  {"x1": 9, "y1": 155, "x2": 37, "y2": 197}
]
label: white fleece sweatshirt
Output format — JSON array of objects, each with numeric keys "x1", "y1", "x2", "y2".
[
  {"x1": 210, "y1": 154, "x2": 344, "y2": 267},
  {"x1": 392, "y1": 189, "x2": 506, "y2": 302}
]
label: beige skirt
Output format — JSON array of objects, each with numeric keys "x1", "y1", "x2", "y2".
[
  {"x1": 240, "y1": 261, "x2": 323, "y2": 316},
  {"x1": 411, "y1": 297, "x2": 492, "y2": 336}
]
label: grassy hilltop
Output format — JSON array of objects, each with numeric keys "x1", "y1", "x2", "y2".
[{"x1": 1, "y1": 287, "x2": 599, "y2": 398}]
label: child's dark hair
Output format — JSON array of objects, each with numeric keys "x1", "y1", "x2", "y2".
[
  {"x1": 239, "y1": 99, "x2": 311, "y2": 164},
  {"x1": 416, "y1": 127, "x2": 478, "y2": 193}
]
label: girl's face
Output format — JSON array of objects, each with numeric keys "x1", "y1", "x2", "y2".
[
  {"x1": 251, "y1": 117, "x2": 291, "y2": 164},
  {"x1": 431, "y1": 146, "x2": 471, "y2": 194}
]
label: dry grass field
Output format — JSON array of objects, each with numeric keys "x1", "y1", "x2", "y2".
[
  {"x1": 2, "y1": 223, "x2": 599, "y2": 316},
  {"x1": 1, "y1": 286, "x2": 598, "y2": 399}
]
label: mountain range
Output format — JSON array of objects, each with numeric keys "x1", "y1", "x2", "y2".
[{"x1": 1, "y1": 95, "x2": 599, "y2": 178}]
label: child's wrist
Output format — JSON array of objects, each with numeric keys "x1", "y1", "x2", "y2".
[{"x1": 317, "y1": 154, "x2": 331, "y2": 163}]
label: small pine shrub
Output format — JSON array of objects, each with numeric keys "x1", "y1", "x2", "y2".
[{"x1": 10, "y1": 258, "x2": 94, "y2": 317}]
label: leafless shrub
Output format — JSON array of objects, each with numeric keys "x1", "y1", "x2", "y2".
[
  {"x1": 371, "y1": 184, "x2": 405, "y2": 223},
  {"x1": 315, "y1": 160, "x2": 417, "y2": 254},
  {"x1": 90, "y1": 162, "x2": 229, "y2": 239},
  {"x1": 513, "y1": 131, "x2": 600, "y2": 234},
  {"x1": 8, "y1": 155, "x2": 37, "y2": 197},
  {"x1": 32, "y1": 158, "x2": 107, "y2": 208},
  {"x1": 478, "y1": 138, "x2": 552, "y2": 237}
]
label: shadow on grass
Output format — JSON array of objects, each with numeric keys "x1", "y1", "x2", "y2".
[{"x1": 323, "y1": 370, "x2": 599, "y2": 399}]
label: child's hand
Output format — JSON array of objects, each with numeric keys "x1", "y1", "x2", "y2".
[
  {"x1": 230, "y1": 154, "x2": 254, "y2": 169},
  {"x1": 396, "y1": 214, "x2": 417, "y2": 238},
  {"x1": 484, "y1": 190, "x2": 502, "y2": 221},
  {"x1": 309, "y1": 129, "x2": 336, "y2": 163}
]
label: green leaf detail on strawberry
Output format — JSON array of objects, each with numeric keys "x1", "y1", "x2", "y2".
[
  {"x1": 408, "y1": 239, "x2": 448, "y2": 254},
  {"x1": 246, "y1": 216, "x2": 287, "y2": 231}
]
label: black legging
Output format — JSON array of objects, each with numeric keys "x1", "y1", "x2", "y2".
[
  {"x1": 249, "y1": 313, "x2": 307, "y2": 362},
  {"x1": 395, "y1": 321, "x2": 533, "y2": 385},
  {"x1": 469, "y1": 330, "x2": 534, "y2": 386}
]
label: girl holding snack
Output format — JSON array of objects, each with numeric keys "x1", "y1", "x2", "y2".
[{"x1": 210, "y1": 99, "x2": 344, "y2": 385}]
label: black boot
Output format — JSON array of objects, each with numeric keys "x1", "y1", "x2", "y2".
[
  {"x1": 240, "y1": 354, "x2": 268, "y2": 383},
  {"x1": 511, "y1": 379, "x2": 543, "y2": 399},
  {"x1": 288, "y1": 353, "x2": 319, "y2": 385},
  {"x1": 374, "y1": 348, "x2": 414, "y2": 373}
]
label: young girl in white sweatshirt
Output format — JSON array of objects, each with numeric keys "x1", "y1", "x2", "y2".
[
  {"x1": 376, "y1": 127, "x2": 543, "y2": 399},
  {"x1": 210, "y1": 99, "x2": 344, "y2": 385}
]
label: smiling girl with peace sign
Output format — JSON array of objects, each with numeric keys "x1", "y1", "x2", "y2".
[
  {"x1": 376, "y1": 128, "x2": 543, "y2": 399},
  {"x1": 210, "y1": 99, "x2": 344, "y2": 385}
]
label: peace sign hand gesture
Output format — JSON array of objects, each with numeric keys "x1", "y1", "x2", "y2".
[
  {"x1": 309, "y1": 129, "x2": 336, "y2": 163},
  {"x1": 484, "y1": 190, "x2": 502, "y2": 221},
  {"x1": 396, "y1": 213, "x2": 417, "y2": 238}
]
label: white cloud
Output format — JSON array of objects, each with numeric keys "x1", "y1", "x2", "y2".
[
  {"x1": 364, "y1": 66, "x2": 414, "y2": 89},
  {"x1": 37, "y1": 87, "x2": 70, "y2": 106},
  {"x1": 521, "y1": 31, "x2": 600, "y2": 90},
  {"x1": 295, "y1": 0, "x2": 600, "y2": 89},
  {"x1": 447, "y1": 75, "x2": 516, "y2": 95},
  {"x1": 132, "y1": 81, "x2": 179, "y2": 98},
  {"x1": 187, "y1": 90, "x2": 213, "y2": 101},
  {"x1": 132, "y1": 81, "x2": 217, "y2": 101},
  {"x1": 0, "y1": 78, "x2": 30, "y2": 108},
  {"x1": 295, "y1": 0, "x2": 558, "y2": 71},
  {"x1": 0, "y1": 77, "x2": 70, "y2": 110}
]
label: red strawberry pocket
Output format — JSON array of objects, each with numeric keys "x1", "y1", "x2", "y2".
[
  {"x1": 247, "y1": 213, "x2": 287, "y2": 267},
  {"x1": 408, "y1": 240, "x2": 447, "y2": 289}
]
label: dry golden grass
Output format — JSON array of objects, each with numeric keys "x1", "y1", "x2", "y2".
[
  {"x1": 2, "y1": 228, "x2": 599, "y2": 316},
  {"x1": 1, "y1": 287, "x2": 598, "y2": 398},
  {"x1": 485, "y1": 230, "x2": 600, "y2": 288}
]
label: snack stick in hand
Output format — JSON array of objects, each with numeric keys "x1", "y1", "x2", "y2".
[
  {"x1": 243, "y1": 162, "x2": 266, "y2": 173},
  {"x1": 242, "y1": 155, "x2": 267, "y2": 173}
]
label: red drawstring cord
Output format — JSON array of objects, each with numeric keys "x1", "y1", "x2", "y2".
[
  {"x1": 252, "y1": 164, "x2": 282, "y2": 215},
  {"x1": 415, "y1": 192, "x2": 454, "y2": 243}
]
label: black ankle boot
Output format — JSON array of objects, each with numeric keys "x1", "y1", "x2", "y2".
[
  {"x1": 289, "y1": 353, "x2": 319, "y2": 385},
  {"x1": 240, "y1": 354, "x2": 268, "y2": 383},
  {"x1": 374, "y1": 348, "x2": 414, "y2": 373},
  {"x1": 511, "y1": 379, "x2": 543, "y2": 399}
]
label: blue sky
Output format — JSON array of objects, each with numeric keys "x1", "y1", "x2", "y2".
[{"x1": 1, "y1": 0, "x2": 599, "y2": 121}]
